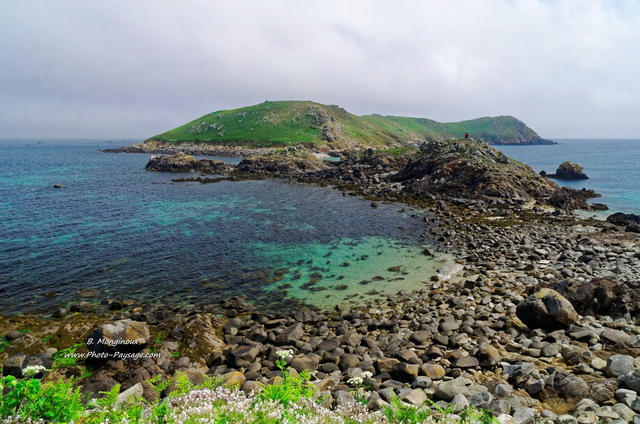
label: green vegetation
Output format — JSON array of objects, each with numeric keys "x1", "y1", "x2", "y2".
[
  {"x1": 0, "y1": 374, "x2": 83, "y2": 423},
  {"x1": 147, "y1": 100, "x2": 551, "y2": 149},
  {"x1": 0, "y1": 356, "x2": 500, "y2": 423},
  {"x1": 51, "y1": 342, "x2": 84, "y2": 369},
  {"x1": 0, "y1": 338, "x2": 9, "y2": 355}
]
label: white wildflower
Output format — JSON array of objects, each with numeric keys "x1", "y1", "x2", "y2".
[
  {"x1": 347, "y1": 376, "x2": 363, "y2": 386},
  {"x1": 276, "y1": 349, "x2": 294, "y2": 359},
  {"x1": 22, "y1": 365, "x2": 48, "y2": 377},
  {"x1": 361, "y1": 371, "x2": 373, "y2": 379}
]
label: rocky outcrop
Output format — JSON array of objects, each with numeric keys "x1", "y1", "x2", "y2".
[
  {"x1": 542, "y1": 161, "x2": 589, "y2": 180},
  {"x1": 235, "y1": 155, "x2": 331, "y2": 176},
  {"x1": 145, "y1": 153, "x2": 234, "y2": 174},
  {"x1": 552, "y1": 277, "x2": 640, "y2": 320},
  {"x1": 392, "y1": 140, "x2": 583, "y2": 207},
  {"x1": 104, "y1": 140, "x2": 272, "y2": 157},
  {"x1": 607, "y1": 212, "x2": 640, "y2": 233}
]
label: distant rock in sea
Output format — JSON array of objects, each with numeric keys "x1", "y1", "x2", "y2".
[{"x1": 540, "y1": 161, "x2": 588, "y2": 180}]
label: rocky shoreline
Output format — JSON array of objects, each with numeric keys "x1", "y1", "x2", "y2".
[
  {"x1": 103, "y1": 140, "x2": 275, "y2": 157},
  {"x1": 4, "y1": 141, "x2": 640, "y2": 423}
]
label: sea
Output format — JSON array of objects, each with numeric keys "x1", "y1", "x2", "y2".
[
  {"x1": 1, "y1": 138, "x2": 637, "y2": 316},
  {"x1": 0, "y1": 139, "x2": 450, "y2": 316},
  {"x1": 495, "y1": 139, "x2": 640, "y2": 217}
]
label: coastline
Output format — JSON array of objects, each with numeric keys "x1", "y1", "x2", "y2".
[{"x1": 3, "y1": 143, "x2": 640, "y2": 421}]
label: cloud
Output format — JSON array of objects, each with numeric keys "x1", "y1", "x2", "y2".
[{"x1": 1, "y1": 0, "x2": 639, "y2": 138}]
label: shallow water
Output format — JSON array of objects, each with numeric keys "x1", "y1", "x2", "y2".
[{"x1": 0, "y1": 139, "x2": 445, "y2": 315}]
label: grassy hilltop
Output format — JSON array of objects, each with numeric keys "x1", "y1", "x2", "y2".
[{"x1": 147, "y1": 100, "x2": 553, "y2": 150}]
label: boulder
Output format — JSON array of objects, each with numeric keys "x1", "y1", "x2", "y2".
[
  {"x1": 275, "y1": 323, "x2": 305, "y2": 345},
  {"x1": 475, "y1": 343, "x2": 501, "y2": 368},
  {"x1": 178, "y1": 314, "x2": 225, "y2": 366},
  {"x1": 230, "y1": 343, "x2": 262, "y2": 368},
  {"x1": 516, "y1": 288, "x2": 579, "y2": 330},
  {"x1": 80, "y1": 373, "x2": 119, "y2": 398},
  {"x1": 290, "y1": 354, "x2": 321, "y2": 373},
  {"x1": 87, "y1": 319, "x2": 150, "y2": 358},
  {"x1": 434, "y1": 377, "x2": 474, "y2": 401},
  {"x1": 2, "y1": 353, "x2": 29, "y2": 378},
  {"x1": 552, "y1": 277, "x2": 640, "y2": 320}
]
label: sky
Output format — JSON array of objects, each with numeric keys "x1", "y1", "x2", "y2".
[{"x1": 1, "y1": 0, "x2": 640, "y2": 139}]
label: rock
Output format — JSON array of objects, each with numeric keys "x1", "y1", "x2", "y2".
[
  {"x1": 475, "y1": 343, "x2": 501, "y2": 368},
  {"x1": 377, "y1": 357, "x2": 401, "y2": 374},
  {"x1": 339, "y1": 354, "x2": 360, "y2": 370},
  {"x1": 515, "y1": 288, "x2": 579, "y2": 330},
  {"x1": 179, "y1": 314, "x2": 225, "y2": 366},
  {"x1": 607, "y1": 212, "x2": 640, "y2": 226},
  {"x1": 411, "y1": 376, "x2": 432, "y2": 389},
  {"x1": 6, "y1": 330, "x2": 25, "y2": 340},
  {"x1": 551, "y1": 371, "x2": 589, "y2": 400},
  {"x1": 290, "y1": 354, "x2": 321, "y2": 373},
  {"x1": 607, "y1": 354, "x2": 635, "y2": 378},
  {"x1": 230, "y1": 344, "x2": 262, "y2": 368},
  {"x1": 146, "y1": 153, "x2": 233, "y2": 174},
  {"x1": 601, "y1": 329, "x2": 630, "y2": 345},
  {"x1": 588, "y1": 380, "x2": 617, "y2": 404},
  {"x1": 553, "y1": 277, "x2": 640, "y2": 320},
  {"x1": 511, "y1": 406, "x2": 536, "y2": 424},
  {"x1": 468, "y1": 391, "x2": 493, "y2": 409},
  {"x1": 620, "y1": 370, "x2": 640, "y2": 393},
  {"x1": 451, "y1": 393, "x2": 470, "y2": 408},
  {"x1": 421, "y1": 363, "x2": 446, "y2": 379},
  {"x1": 115, "y1": 382, "x2": 144, "y2": 406},
  {"x1": 399, "y1": 388, "x2": 428, "y2": 405},
  {"x1": 80, "y1": 373, "x2": 119, "y2": 398},
  {"x1": 526, "y1": 379, "x2": 545, "y2": 395},
  {"x1": 549, "y1": 161, "x2": 588, "y2": 180},
  {"x1": 70, "y1": 301, "x2": 95, "y2": 313},
  {"x1": 2, "y1": 353, "x2": 29, "y2": 378},
  {"x1": 612, "y1": 403, "x2": 636, "y2": 422},
  {"x1": 219, "y1": 371, "x2": 246, "y2": 388},
  {"x1": 409, "y1": 331, "x2": 431, "y2": 345},
  {"x1": 453, "y1": 355, "x2": 479, "y2": 369},
  {"x1": 334, "y1": 390, "x2": 356, "y2": 407},
  {"x1": 236, "y1": 156, "x2": 330, "y2": 176},
  {"x1": 434, "y1": 377, "x2": 473, "y2": 401},
  {"x1": 392, "y1": 362, "x2": 420, "y2": 382},
  {"x1": 275, "y1": 323, "x2": 305, "y2": 345},
  {"x1": 87, "y1": 319, "x2": 150, "y2": 358}
]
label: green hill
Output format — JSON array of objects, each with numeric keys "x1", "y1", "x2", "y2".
[{"x1": 147, "y1": 100, "x2": 553, "y2": 150}]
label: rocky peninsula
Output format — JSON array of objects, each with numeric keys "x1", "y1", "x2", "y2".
[{"x1": 4, "y1": 139, "x2": 640, "y2": 424}]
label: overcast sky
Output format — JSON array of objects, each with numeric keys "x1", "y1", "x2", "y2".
[{"x1": 1, "y1": 0, "x2": 639, "y2": 139}]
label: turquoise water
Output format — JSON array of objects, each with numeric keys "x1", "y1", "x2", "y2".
[
  {"x1": 496, "y1": 139, "x2": 640, "y2": 215},
  {"x1": 0, "y1": 140, "x2": 444, "y2": 315}
]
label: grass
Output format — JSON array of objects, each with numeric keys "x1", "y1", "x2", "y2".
[{"x1": 147, "y1": 100, "x2": 546, "y2": 148}]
